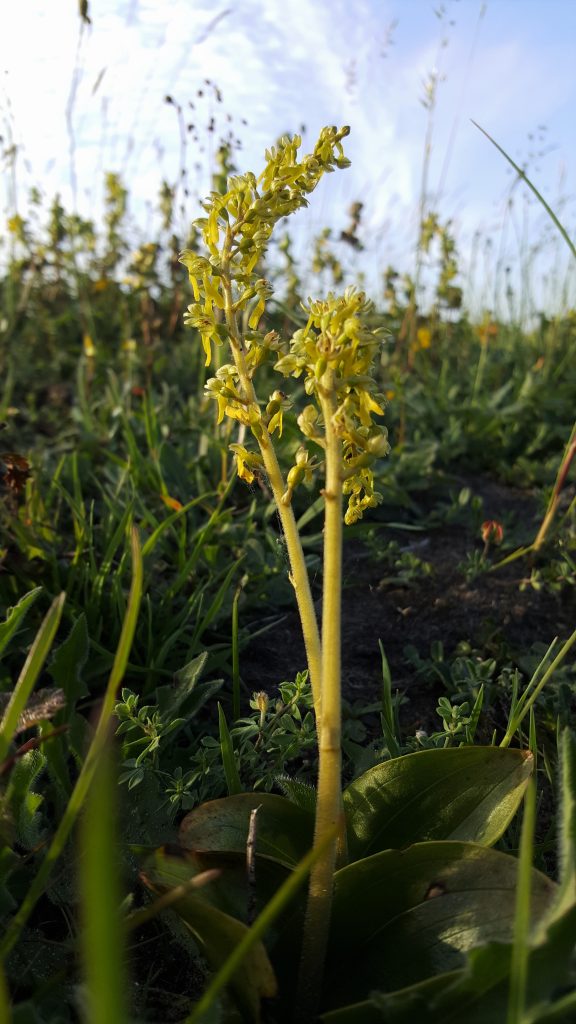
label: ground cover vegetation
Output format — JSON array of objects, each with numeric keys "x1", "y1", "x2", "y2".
[{"x1": 0, "y1": 107, "x2": 575, "y2": 1024}]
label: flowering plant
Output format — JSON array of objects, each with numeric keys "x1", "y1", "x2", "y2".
[
  {"x1": 179, "y1": 128, "x2": 390, "y2": 1007},
  {"x1": 139, "y1": 129, "x2": 561, "y2": 1024}
]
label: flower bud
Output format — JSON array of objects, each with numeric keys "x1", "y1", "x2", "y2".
[
  {"x1": 481, "y1": 520, "x2": 504, "y2": 546},
  {"x1": 367, "y1": 433, "x2": 390, "y2": 457}
]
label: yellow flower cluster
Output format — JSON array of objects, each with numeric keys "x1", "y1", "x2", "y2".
[
  {"x1": 275, "y1": 288, "x2": 389, "y2": 523},
  {"x1": 180, "y1": 126, "x2": 351, "y2": 371},
  {"x1": 179, "y1": 128, "x2": 389, "y2": 525}
]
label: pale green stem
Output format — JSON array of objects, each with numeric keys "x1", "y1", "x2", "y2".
[
  {"x1": 295, "y1": 374, "x2": 344, "y2": 1023},
  {"x1": 532, "y1": 421, "x2": 576, "y2": 551},
  {"x1": 220, "y1": 249, "x2": 323, "y2": 717}
]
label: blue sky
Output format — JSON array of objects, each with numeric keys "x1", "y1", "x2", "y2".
[{"x1": 1, "y1": 0, "x2": 575, "y2": 316}]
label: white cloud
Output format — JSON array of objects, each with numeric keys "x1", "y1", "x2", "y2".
[{"x1": 1, "y1": 0, "x2": 574, "y2": 313}]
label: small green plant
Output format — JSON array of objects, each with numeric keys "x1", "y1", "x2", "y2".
[{"x1": 114, "y1": 670, "x2": 318, "y2": 810}]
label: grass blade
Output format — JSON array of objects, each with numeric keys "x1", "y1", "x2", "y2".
[
  {"x1": 231, "y1": 583, "x2": 242, "y2": 721},
  {"x1": 141, "y1": 493, "x2": 215, "y2": 557},
  {"x1": 0, "y1": 593, "x2": 66, "y2": 764},
  {"x1": 472, "y1": 121, "x2": 576, "y2": 262},
  {"x1": 507, "y1": 773, "x2": 537, "y2": 1024},
  {"x1": 0, "y1": 587, "x2": 43, "y2": 660},
  {"x1": 80, "y1": 741, "x2": 127, "y2": 1024},
  {"x1": 501, "y1": 628, "x2": 576, "y2": 747},
  {"x1": 185, "y1": 826, "x2": 337, "y2": 1024},
  {"x1": 378, "y1": 639, "x2": 400, "y2": 758},
  {"x1": 218, "y1": 702, "x2": 242, "y2": 796},
  {"x1": 0, "y1": 527, "x2": 143, "y2": 959}
]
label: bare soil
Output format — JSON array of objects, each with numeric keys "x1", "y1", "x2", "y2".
[{"x1": 246, "y1": 474, "x2": 575, "y2": 735}]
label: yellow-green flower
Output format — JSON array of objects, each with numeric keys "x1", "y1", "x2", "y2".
[
  {"x1": 229, "y1": 444, "x2": 264, "y2": 485},
  {"x1": 266, "y1": 390, "x2": 289, "y2": 437},
  {"x1": 281, "y1": 447, "x2": 317, "y2": 505}
]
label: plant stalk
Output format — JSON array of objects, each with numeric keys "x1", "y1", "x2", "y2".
[
  {"x1": 295, "y1": 374, "x2": 344, "y2": 1022},
  {"x1": 532, "y1": 420, "x2": 576, "y2": 551},
  {"x1": 221, "y1": 252, "x2": 323, "y2": 717}
]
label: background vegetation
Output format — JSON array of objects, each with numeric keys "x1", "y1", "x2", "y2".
[{"x1": 0, "y1": 8, "x2": 575, "y2": 1020}]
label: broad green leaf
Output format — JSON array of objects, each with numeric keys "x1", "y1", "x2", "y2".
[
  {"x1": 377, "y1": 906, "x2": 576, "y2": 1024},
  {"x1": 182, "y1": 825, "x2": 338, "y2": 1024},
  {"x1": 142, "y1": 847, "x2": 296, "y2": 944},
  {"x1": 0, "y1": 587, "x2": 42, "y2": 660},
  {"x1": 48, "y1": 613, "x2": 89, "y2": 707},
  {"x1": 343, "y1": 746, "x2": 533, "y2": 860},
  {"x1": 323, "y1": 841, "x2": 555, "y2": 1009},
  {"x1": 179, "y1": 793, "x2": 314, "y2": 869},
  {"x1": 156, "y1": 651, "x2": 209, "y2": 720},
  {"x1": 369, "y1": 731, "x2": 576, "y2": 1024},
  {"x1": 142, "y1": 851, "x2": 277, "y2": 1023}
]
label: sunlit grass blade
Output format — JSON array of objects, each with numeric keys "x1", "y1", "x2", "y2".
[
  {"x1": 0, "y1": 592, "x2": 66, "y2": 764},
  {"x1": 185, "y1": 826, "x2": 337, "y2": 1024},
  {"x1": 472, "y1": 121, "x2": 576, "y2": 262},
  {"x1": 501, "y1": 628, "x2": 576, "y2": 747},
  {"x1": 0, "y1": 586, "x2": 43, "y2": 660},
  {"x1": 0, "y1": 526, "x2": 143, "y2": 959},
  {"x1": 507, "y1": 772, "x2": 537, "y2": 1024},
  {"x1": 231, "y1": 583, "x2": 242, "y2": 721},
  {"x1": 80, "y1": 740, "x2": 127, "y2": 1024},
  {"x1": 532, "y1": 421, "x2": 576, "y2": 552}
]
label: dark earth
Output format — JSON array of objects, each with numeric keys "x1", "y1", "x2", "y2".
[{"x1": 246, "y1": 473, "x2": 575, "y2": 738}]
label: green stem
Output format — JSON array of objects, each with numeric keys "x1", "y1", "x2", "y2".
[
  {"x1": 492, "y1": 420, "x2": 576, "y2": 571},
  {"x1": 296, "y1": 374, "x2": 344, "y2": 1023},
  {"x1": 532, "y1": 421, "x2": 576, "y2": 551},
  {"x1": 221, "y1": 248, "x2": 323, "y2": 718}
]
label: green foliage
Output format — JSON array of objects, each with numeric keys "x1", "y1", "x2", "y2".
[{"x1": 0, "y1": 109, "x2": 575, "y2": 1023}]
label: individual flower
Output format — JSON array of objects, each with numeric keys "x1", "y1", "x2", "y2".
[
  {"x1": 343, "y1": 468, "x2": 383, "y2": 525},
  {"x1": 281, "y1": 447, "x2": 317, "y2": 506},
  {"x1": 265, "y1": 390, "x2": 289, "y2": 437},
  {"x1": 481, "y1": 520, "x2": 504, "y2": 559},
  {"x1": 83, "y1": 333, "x2": 96, "y2": 358},
  {"x1": 481, "y1": 520, "x2": 504, "y2": 546},
  {"x1": 416, "y1": 326, "x2": 431, "y2": 350},
  {"x1": 229, "y1": 444, "x2": 264, "y2": 485}
]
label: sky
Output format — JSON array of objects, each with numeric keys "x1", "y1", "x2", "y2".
[{"x1": 1, "y1": 0, "x2": 576, "y2": 317}]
